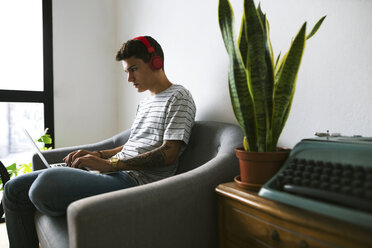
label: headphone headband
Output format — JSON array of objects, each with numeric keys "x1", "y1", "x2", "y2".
[
  {"x1": 133, "y1": 36, "x2": 155, "y2": 54},
  {"x1": 132, "y1": 36, "x2": 163, "y2": 70}
]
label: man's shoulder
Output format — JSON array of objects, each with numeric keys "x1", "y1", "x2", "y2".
[{"x1": 167, "y1": 84, "x2": 193, "y2": 100}]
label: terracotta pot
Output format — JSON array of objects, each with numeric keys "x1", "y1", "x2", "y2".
[{"x1": 235, "y1": 147, "x2": 290, "y2": 185}]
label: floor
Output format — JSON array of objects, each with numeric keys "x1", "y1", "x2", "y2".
[{"x1": 0, "y1": 223, "x2": 9, "y2": 247}]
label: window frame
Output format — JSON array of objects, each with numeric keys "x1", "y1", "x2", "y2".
[{"x1": 0, "y1": 0, "x2": 54, "y2": 147}]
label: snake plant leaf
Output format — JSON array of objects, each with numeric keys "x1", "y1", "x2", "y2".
[
  {"x1": 275, "y1": 16, "x2": 325, "y2": 83},
  {"x1": 238, "y1": 14, "x2": 249, "y2": 68},
  {"x1": 258, "y1": 9, "x2": 276, "y2": 143},
  {"x1": 307, "y1": 16, "x2": 326, "y2": 40},
  {"x1": 244, "y1": 0, "x2": 274, "y2": 151},
  {"x1": 219, "y1": 0, "x2": 325, "y2": 152},
  {"x1": 257, "y1": 3, "x2": 275, "y2": 66},
  {"x1": 264, "y1": 18, "x2": 275, "y2": 69},
  {"x1": 218, "y1": 0, "x2": 257, "y2": 151},
  {"x1": 274, "y1": 52, "x2": 281, "y2": 72},
  {"x1": 271, "y1": 22, "x2": 307, "y2": 150},
  {"x1": 274, "y1": 52, "x2": 288, "y2": 85}
]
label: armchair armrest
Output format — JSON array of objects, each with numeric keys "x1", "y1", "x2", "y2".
[
  {"x1": 32, "y1": 130, "x2": 131, "y2": 171},
  {"x1": 66, "y1": 152, "x2": 239, "y2": 248}
]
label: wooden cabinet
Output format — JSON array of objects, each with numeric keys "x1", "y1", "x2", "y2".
[{"x1": 216, "y1": 182, "x2": 372, "y2": 248}]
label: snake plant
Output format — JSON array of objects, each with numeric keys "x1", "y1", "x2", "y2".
[{"x1": 218, "y1": 0, "x2": 325, "y2": 152}]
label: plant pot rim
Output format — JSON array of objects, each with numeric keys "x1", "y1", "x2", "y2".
[{"x1": 235, "y1": 147, "x2": 291, "y2": 154}]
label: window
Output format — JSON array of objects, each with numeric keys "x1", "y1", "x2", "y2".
[{"x1": 0, "y1": 0, "x2": 54, "y2": 166}]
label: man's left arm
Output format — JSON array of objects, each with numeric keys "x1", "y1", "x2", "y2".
[{"x1": 72, "y1": 140, "x2": 183, "y2": 172}]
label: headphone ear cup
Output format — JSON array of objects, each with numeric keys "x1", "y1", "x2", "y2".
[{"x1": 150, "y1": 55, "x2": 163, "y2": 70}]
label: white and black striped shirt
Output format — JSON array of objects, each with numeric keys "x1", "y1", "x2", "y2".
[{"x1": 116, "y1": 84, "x2": 196, "y2": 185}]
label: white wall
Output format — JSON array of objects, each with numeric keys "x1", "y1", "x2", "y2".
[
  {"x1": 115, "y1": 0, "x2": 236, "y2": 131},
  {"x1": 258, "y1": 0, "x2": 372, "y2": 147},
  {"x1": 53, "y1": 0, "x2": 120, "y2": 147},
  {"x1": 53, "y1": 0, "x2": 372, "y2": 149}
]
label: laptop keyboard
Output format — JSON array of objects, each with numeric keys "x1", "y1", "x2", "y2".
[{"x1": 50, "y1": 163, "x2": 67, "y2": 167}]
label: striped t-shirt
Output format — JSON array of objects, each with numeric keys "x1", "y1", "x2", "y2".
[{"x1": 115, "y1": 84, "x2": 196, "y2": 185}]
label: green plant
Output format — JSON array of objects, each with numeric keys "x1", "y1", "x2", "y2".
[
  {"x1": 218, "y1": 0, "x2": 325, "y2": 152},
  {"x1": 0, "y1": 129, "x2": 52, "y2": 190},
  {"x1": 37, "y1": 128, "x2": 53, "y2": 151}
]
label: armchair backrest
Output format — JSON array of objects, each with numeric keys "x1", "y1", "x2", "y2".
[
  {"x1": 110, "y1": 121, "x2": 243, "y2": 175},
  {"x1": 177, "y1": 121, "x2": 242, "y2": 174}
]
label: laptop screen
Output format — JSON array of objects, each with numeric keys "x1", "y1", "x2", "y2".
[{"x1": 23, "y1": 129, "x2": 50, "y2": 168}]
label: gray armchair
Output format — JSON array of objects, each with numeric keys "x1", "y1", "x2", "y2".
[{"x1": 32, "y1": 121, "x2": 243, "y2": 248}]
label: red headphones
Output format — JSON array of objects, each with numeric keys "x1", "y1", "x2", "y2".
[{"x1": 133, "y1": 36, "x2": 163, "y2": 70}]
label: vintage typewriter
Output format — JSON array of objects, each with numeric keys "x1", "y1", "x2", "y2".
[{"x1": 258, "y1": 133, "x2": 372, "y2": 229}]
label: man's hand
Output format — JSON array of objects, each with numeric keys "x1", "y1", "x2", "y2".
[
  {"x1": 70, "y1": 154, "x2": 113, "y2": 173},
  {"x1": 63, "y1": 150, "x2": 100, "y2": 166}
]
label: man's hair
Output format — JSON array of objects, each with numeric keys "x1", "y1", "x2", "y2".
[{"x1": 116, "y1": 36, "x2": 164, "y2": 68}]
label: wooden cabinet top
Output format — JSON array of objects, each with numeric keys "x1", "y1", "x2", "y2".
[{"x1": 216, "y1": 182, "x2": 372, "y2": 247}]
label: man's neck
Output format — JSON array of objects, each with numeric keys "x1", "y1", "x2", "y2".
[{"x1": 149, "y1": 72, "x2": 172, "y2": 95}]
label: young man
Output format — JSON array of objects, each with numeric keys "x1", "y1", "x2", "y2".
[{"x1": 2, "y1": 36, "x2": 196, "y2": 248}]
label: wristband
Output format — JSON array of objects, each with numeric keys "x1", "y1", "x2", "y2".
[{"x1": 109, "y1": 157, "x2": 120, "y2": 170}]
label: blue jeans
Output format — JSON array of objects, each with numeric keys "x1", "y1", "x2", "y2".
[{"x1": 2, "y1": 167, "x2": 137, "y2": 248}]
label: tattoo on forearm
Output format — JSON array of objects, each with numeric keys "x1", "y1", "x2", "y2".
[{"x1": 121, "y1": 143, "x2": 172, "y2": 170}]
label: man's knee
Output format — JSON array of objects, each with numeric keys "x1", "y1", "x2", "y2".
[
  {"x1": 4, "y1": 172, "x2": 36, "y2": 202},
  {"x1": 3, "y1": 179, "x2": 17, "y2": 204},
  {"x1": 2, "y1": 172, "x2": 40, "y2": 212},
  {"x1": 29, "y1": 169, "x2": 67, "y2": 215}
]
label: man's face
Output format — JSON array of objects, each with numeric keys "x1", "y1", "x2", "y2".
[{"x1": 122, "y1": 57, "x2": 155, "y2": 93}]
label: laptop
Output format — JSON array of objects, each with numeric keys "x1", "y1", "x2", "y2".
[{"x1": 24, "y1": 129, "x2": 109, "y2": 174}]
